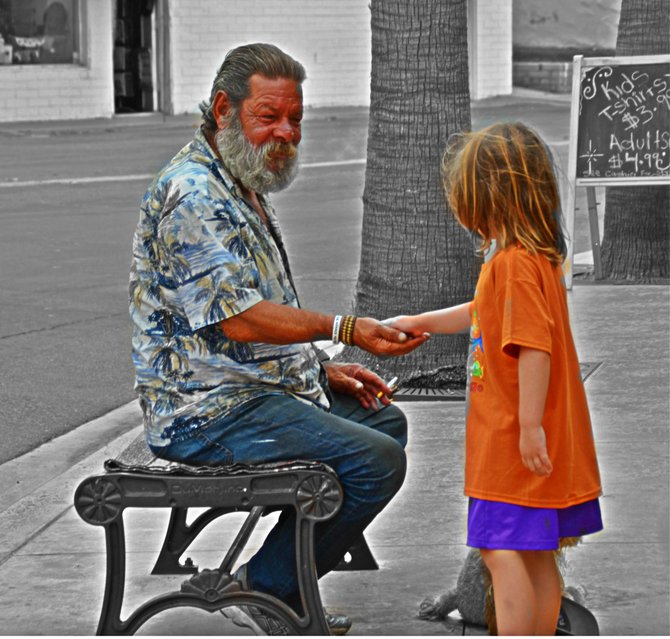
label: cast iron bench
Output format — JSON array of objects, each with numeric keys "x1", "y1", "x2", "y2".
[{"x1": 74, "y1": 432, "x2": 378, "y2": 635}]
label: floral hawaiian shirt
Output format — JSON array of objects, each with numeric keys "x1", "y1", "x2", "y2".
[{"x1": 129, "y1": 128, "x2": 329, "y2": 448}]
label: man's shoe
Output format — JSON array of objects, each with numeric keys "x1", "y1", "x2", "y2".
[
  {"x1": 224, "y1": 564, "x2": 353, "y2": 635},
  {"x1": 222, "y1": 606, "x2": 352, "y2": 636},
  {"x1": 325, "y1": 611, "x2": 353, "y2": 635},
  {"x1": 222, "y1": 566, "x2": 290, "y2": 635},
  {"x1": 221, "y1": 604, "x2": 291, "y2": 635}
]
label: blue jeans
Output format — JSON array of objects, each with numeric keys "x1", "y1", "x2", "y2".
[{"x1": 153, "y1": 392, "x2": 408, "y2": 608}]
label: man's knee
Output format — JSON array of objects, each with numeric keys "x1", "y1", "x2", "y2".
[
  {"x1": 349, "y1": 435, "x2": 407, "y2": 500},
  {"x1": 381, "y1": 437, "x2": 407, "y2": 494},
  {"x1": 384, "y1": 403, "x2": 409, "y2": 447},
  {"x1": 368, "y1": 403, "x2": 408, "y2": 448}
]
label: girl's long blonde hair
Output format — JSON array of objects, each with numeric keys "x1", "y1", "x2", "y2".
[{"x1": 442, "y1": 122, "x2": 567, "y2": 265}]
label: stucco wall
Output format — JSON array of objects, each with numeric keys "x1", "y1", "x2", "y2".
[
  {"x1": 513, "y1": 0, "x2": 621, "y2": 56},
  {"x1": 469, "y1": 0, "x2": 513, "y2": 99},
  {"x1": 0, "y1": 0, "x2": 114, "y2": 123},
  {"x1": 168, "y1": 0, "x2": 372, "y2": 114},
  {"x1": 0, "y1": 0, "x2": 516, "y2": 122}
]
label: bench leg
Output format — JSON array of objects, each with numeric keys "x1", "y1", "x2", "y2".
[
  {"x1": 76, "y1": 467, "x2": 344, "y2": 635},
  {"x1": 218, "y1": 506, "x2": 265, "y2": 573},
  {"x1": 97, "y1": 515, "x2": 130, "y2": 635},
  {"x1": 154, "y1": 509, "x2": 380, "y2": 575},
  {"x1": 94, "y1": 512, "x2": 328, "y2": 635},
  {"x1": 151, "y1": 507, "x2": 229, "y2": 575},
  {"x1": 292, "y1": 515, "x2": 331, "y2": 634}
]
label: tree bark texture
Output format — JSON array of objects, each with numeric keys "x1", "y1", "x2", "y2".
[
  {"x1": 341, "y1": 0, "x2": 477, "y2": 385},
  {"x1": 601, "y1": 0, "x2": 670, "y2": 282}
]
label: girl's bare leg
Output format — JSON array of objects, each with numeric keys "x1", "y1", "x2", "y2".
[
  {"x1": 480, "y1": 549, "x2": 536, "y2": 635},
  {"x1": 521, "y1": 550, "x2": 562, "y2": 635}
]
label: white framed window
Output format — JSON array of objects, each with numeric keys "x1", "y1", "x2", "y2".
[{"x1": 0, "y1": 0, "x2": 81, "y2": 65}]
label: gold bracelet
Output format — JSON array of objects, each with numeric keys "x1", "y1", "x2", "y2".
[
  {"x1": 341, "y1": 317, "x2": 349, "y2": 345},
  {"x1": 340, "y1": 315, "x2": 351, "y2": 344},
  {"x1": 347, "y1": 316, "x2": 357, "y2": 345},
  {"x1": 340, "y1": 315, "x2": 357, "y2": 346}
]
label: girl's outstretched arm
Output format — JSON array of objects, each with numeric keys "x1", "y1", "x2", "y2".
[
  {"x1": 518, "y1": 346, "x2": 553, "y2": 477},
  {"x1": 384, "y1": 301, "x2": 472, "y2": 336}
]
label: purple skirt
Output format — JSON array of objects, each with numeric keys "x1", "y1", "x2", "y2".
[{"x1": 467, "y1": 497, "x2": 603, "y2": 551}]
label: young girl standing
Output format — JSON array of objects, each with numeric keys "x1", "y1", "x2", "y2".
[{"x1": 388, "y1": 122, "x2": 603, "y2": 635}]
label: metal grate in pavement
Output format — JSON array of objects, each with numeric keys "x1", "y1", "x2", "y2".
[
  {"x1": 579, "y1": 360, "x2": 604, "y2": 382},
  {"x1": 394, "y1": 361, "x2": 604, "y2": 402},
  {"x1": 394, "y1": 386, "x2": 465, "y2": 401}
]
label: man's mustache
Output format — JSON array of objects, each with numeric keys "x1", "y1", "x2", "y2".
[
  {"x1": 263, "y1": 141, "x2": 298, "y2": 160},
  {"x1": 262, "y1": 141, "x2": 298, "y2": 174}
]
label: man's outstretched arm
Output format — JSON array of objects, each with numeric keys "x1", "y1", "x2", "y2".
[{"x1": 218, "y1": 300, "x2": 429, "y2": 356}]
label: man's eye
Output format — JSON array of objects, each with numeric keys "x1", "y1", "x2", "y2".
[{"x1": 258, "y1": 114, "x2": 275, "y2": 123}]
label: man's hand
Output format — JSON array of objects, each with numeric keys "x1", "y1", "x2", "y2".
[
  {"x1": 353, "y1": 317, "x2": 429, "y2": 356},
  {"x1": 324, "y1": 362, "x2": 395, "y2": 410},
  {"x1": 519, "y1": 424, "x2": 553, "y2": 476},
  {"x1": 382, "y1": 315, "x2": 424, "y2": 336},
  {"x1": 218, "y1": 302, "x2": 429, "y2": 356}
]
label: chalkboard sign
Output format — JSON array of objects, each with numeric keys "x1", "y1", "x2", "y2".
[
  {"x1": 571, "y1": 55, "x2": 670, "y2": 184},
  {"x1": 563, "y1": 55, "x2": 670, "y2": 287}
]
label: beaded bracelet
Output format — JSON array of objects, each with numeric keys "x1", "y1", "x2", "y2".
[
  {"x1": 340, "y1": 314, "x2": 357, "y2": 346},
  {"x1": 332, "y1": 314, "x2": 358, "y2": 345},
  {"x1": 332, "y1": 315, "x2": 343, "y2": 344}
]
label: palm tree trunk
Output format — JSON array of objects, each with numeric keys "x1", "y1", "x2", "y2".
[
  {"x1": 601, "y1": 0, "x2": 670, "y2": 282},
  {"x1": 340, "y1": 0, "x2": 477, "y2": 387}
]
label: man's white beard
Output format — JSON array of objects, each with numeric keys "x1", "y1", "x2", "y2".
[{"x1": 214, "y1": 113, "x2": 299, "y2": 194}]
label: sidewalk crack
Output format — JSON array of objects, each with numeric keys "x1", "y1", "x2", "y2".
[{"x1": 1, "y1": 312, "x2": 127, "y2": 339}]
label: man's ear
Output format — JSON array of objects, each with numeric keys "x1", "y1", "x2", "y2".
[{"x1": 212, "y1": 91, "x2": 232, "y2": 128}]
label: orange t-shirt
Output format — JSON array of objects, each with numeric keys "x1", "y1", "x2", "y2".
[{"x1": 464, "y1": 246, "x2": 602, "y2": 508}]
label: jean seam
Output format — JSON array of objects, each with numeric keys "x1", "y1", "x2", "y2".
[{"x1": 195, "y1": 431, "x2": 234, "y2": 464}]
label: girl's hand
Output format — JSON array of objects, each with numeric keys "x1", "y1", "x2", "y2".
[
  {"x1": 382, "y1": 315, "x2": 429, "y2": 338},
  {"x1": 519, "y1": 425, "x2": 553, "y2": 476},
  {"x1": 383, "y1": 303, "x2": 471, "y2": 336}
]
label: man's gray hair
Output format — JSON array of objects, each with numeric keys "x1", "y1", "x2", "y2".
[{"x1": 200, "y1": 43, "x2": 306, "y2": 131}]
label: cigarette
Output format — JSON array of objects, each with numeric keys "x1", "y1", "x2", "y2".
[{"x1": 377, "y1": 376, "x2": 399, "y2": 398}]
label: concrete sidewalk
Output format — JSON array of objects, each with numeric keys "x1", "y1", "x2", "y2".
[{"x1": 0, "y1": 283, "x2": 667, "y2": 636}]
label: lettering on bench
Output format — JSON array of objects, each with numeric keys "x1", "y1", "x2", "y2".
[{"x1": 170, "y1": 483, "x2": 247, "y2": 496}]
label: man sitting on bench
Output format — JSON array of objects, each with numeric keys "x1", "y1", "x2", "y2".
[{"x1": 128, "y1": 42, "x2": 428, "y2": 635}]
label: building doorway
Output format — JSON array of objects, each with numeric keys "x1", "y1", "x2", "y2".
[{"x1": 113, "y1": 0, "x2": 155, "y2": 113}]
